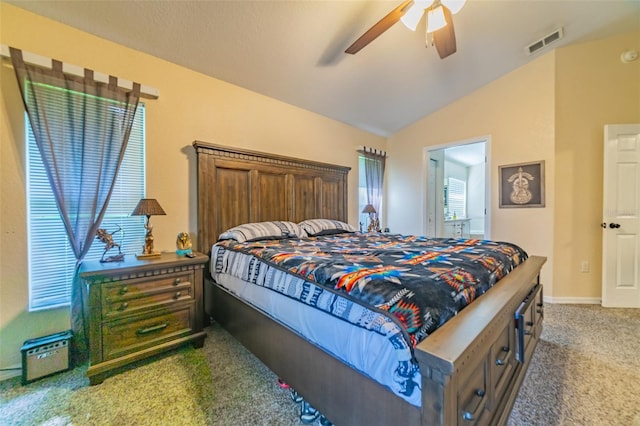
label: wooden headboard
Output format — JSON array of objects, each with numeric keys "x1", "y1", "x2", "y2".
[{"x1": 193, "y1": 141, "x2": 351, "y2": 253}]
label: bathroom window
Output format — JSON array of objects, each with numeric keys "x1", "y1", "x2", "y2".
[{"x1": 446, "y1": 177, "x2": 466, "y2": 219}]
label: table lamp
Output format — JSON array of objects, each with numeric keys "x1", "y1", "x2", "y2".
[
  {"x1": 131, "y1": 198, "x2": 166, "y2": 258},
  {"x1": 362, "y1": 204, "x2": 380, "y2": 233}
]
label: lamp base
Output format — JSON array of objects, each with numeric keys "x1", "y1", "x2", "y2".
[{"x1": 135, "y1": 252, "x2": 161, "y2": 259}]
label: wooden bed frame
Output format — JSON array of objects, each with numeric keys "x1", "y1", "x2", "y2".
[{"x1": 193, "y1": 141, "x2": 546, "y2": 426}]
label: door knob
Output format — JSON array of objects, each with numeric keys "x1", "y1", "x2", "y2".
[{"x1": 609, "y1": 223, "x2": 621, "y2": 229}]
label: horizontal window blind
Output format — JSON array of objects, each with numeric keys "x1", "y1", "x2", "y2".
[
  {"x1": 447, "y1": 177, "x2": 466, "y2": 219},
  {"x1": 27, "y1": 98, "x2": 146, "y2": 311}
]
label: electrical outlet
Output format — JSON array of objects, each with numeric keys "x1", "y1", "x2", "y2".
[{"x1": 580, "y1": 261, "x2": 590, "y2": 273}]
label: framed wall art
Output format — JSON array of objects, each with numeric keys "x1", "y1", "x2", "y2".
[{"x1": 499, "y1": 161, "x2": 545, "y2": 208}]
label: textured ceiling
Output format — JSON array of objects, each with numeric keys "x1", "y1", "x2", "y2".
[{"x1": 7, "y1": 0, "x2": 640, "y2": 136}]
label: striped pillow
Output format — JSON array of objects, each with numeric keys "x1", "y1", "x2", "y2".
[
  {"x1": 218, "y1": 221, "x2": 306, "y2": 243},
  {"x1": 298, "y1": 219, "x2": 357, "y2": 236}
]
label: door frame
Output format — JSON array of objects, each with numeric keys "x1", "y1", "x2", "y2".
[
  {"x1": 427, "y1": 158, "x2": 438, "y2": 236},
  {"x1": 422, "y1": 135, "x2": 492, "y2": 238}
]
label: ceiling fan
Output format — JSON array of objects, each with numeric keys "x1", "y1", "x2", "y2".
[{"x1": 345, "y1": 0, "x2": 467, "y2": 59}]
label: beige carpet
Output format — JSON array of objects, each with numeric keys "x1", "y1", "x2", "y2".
[
  {"x1": 1, "y1": 304, "x2": 639, "y2": 425},
  {"x1": 508, "y1": 304, "x2": 640, "y2": 426}
]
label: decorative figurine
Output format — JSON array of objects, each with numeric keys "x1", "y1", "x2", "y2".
[
  {"x1": 367, "y1": 217, "x2": 381, "y2": 233},
  {"x1": 143, "y1": 221, "x2": 155, "y2": 255},
  {"x1": 176, "y1": 232, "x2": 193, "y2": 255},
  {"x1": 96, "y1": 226, "x2": 125, "y2": 262}
]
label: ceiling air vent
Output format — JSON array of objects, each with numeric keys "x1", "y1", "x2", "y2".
[{"x1": 525, "y1": 28, "x2": 564, "y2": 55}]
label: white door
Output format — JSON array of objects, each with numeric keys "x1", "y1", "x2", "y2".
[{"x1": 602, "y1": 124, "x2": 640, "y2": 307}]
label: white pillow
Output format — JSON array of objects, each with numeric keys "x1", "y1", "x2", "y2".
[
  {"x1": 218, "y1": 221, "x2": 306, "y2": 243},
  {"x1": 298, "y1": 219, "x2": 357, "y2": 236}
]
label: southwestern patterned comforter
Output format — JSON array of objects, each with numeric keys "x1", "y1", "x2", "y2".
[{"x1": 214, "y1": 233, "x2": 526, "y2": 348}]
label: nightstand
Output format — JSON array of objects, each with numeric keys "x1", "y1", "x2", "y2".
[{"x1": 78, "y1": 252, "x2": 209, "y2": 384}]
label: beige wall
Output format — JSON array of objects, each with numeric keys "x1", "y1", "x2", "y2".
[
  {"x1": 554, "y1": 30, "x2": 640, "y2": 300},
  {"x1": 0, "y1": 3, "x2": 384, "y2": 372},
  {"x1": 386, "y1": 53, "x2": 557, "y2": 293}
]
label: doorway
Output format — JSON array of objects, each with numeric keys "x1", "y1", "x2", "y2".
[{"x1": 423, "y1": 137, "x2": 491, "y2": 239}]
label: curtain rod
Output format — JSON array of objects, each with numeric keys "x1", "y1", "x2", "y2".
[
  {"x1": 357, "y1": 145, "x2": 388, "y2": 157},
  {"x1": 0, "y1": 44, "x2": 159, "y2": 100}
]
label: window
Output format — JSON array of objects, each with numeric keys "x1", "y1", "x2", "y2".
[
  {"x1": 26, "y1": 101, "x2": 146, "y2": 311},
  {"x1": 358, "y1": 155, "x2": 368, "y2": 231},
  {"x1": 358, "y1": 154, "x2": 384, "y2": 231},
  {"x1": 446, "y1": 177, "x2": 466, "y2": 219}
]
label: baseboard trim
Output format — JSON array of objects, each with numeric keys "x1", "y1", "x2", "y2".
[
  {"x1": 0, "y1": 364, "x2": 22, "y2": 382},
  {"x1": 543, "y1": 296, "x2": 601, "y2": 305}
]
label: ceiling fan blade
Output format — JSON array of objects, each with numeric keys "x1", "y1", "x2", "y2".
[
  {"x1": 433, "y1": 5, "x2": 456, "y2": 59},
  {"x1": 345, "y1": 0, "x2": 414, "y2": 54}
]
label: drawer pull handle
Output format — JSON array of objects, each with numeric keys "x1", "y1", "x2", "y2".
[
  {"x1": 495, "y1": 346, "x2": 510, "y2": 366},
  {"x1": 515, "y1": 286, "x2": 540, "y2": 364},
  {"x1": 118, "y1": 302, "x2": 128, "y2": 311},
  {"x1": 174, "y1": 278, "x2": 181, "y2": 285},
  {"x1": 136, "y1": 323, "x2": 169, "y2": 335},
  {"x1": 119, "y1": 286, "x2": 128, "y2": 295},
  {"x1": 462, "y1": 389, "x2": 486, "y2": 421},
  {"x1": 174, "y1": 291, "x2": 181, "y2": 300},
  {"x1": 525, "y1": 321, "x2": 534, "y2": 336}
]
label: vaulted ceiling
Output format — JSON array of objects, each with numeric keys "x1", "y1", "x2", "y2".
[{"x1": 7, "y1": 0, "x2": 640, "y2": 136}]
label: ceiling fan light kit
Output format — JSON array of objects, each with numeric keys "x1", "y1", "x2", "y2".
[
  {"x1": 400, "y1": 0, "x2": 466, "y2": 30},
  {"x1": 432, "y1": 5, "x2": 457, "y2": 58},
  {"x1": 345, "y1": 0, "x2": 467, "y2": 59},
  {"x1": 400, "y1": 0, "x2": 431, "y2": 31},
  {"x1": 427, "y1": 6, "x2": 447, "y2": 33}
]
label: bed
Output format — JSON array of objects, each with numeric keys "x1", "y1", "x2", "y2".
[{"x1": 193, "y1": 141, "x2": 546, "y2": 426}]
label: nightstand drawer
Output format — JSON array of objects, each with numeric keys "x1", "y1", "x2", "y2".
[
  {"x1": 103, "y1": 283, "x2": 193, "y2": 319},
  {"x1": 102, "y1": 305, "x2": 193, "y2": 360},
  {"x1": 101, "y1": 272, "x2": 192, "y2": 301}
]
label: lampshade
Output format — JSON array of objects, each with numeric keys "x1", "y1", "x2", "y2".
[
  {"x1": 426, "y1": 5, "x2": 447, "y2": 33},
  {"x1": 400, "y1": 0, "x2": 431, "y2": 31},
  {"x1": 362, "y1": 204, "x2": 377, "y2": 214},
  {"x1": 132, "y1": 198, "x2": 166, "y2": 217},
  {"x1": 400, "y1": 0, "x2": 466, "y2": 32}
]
